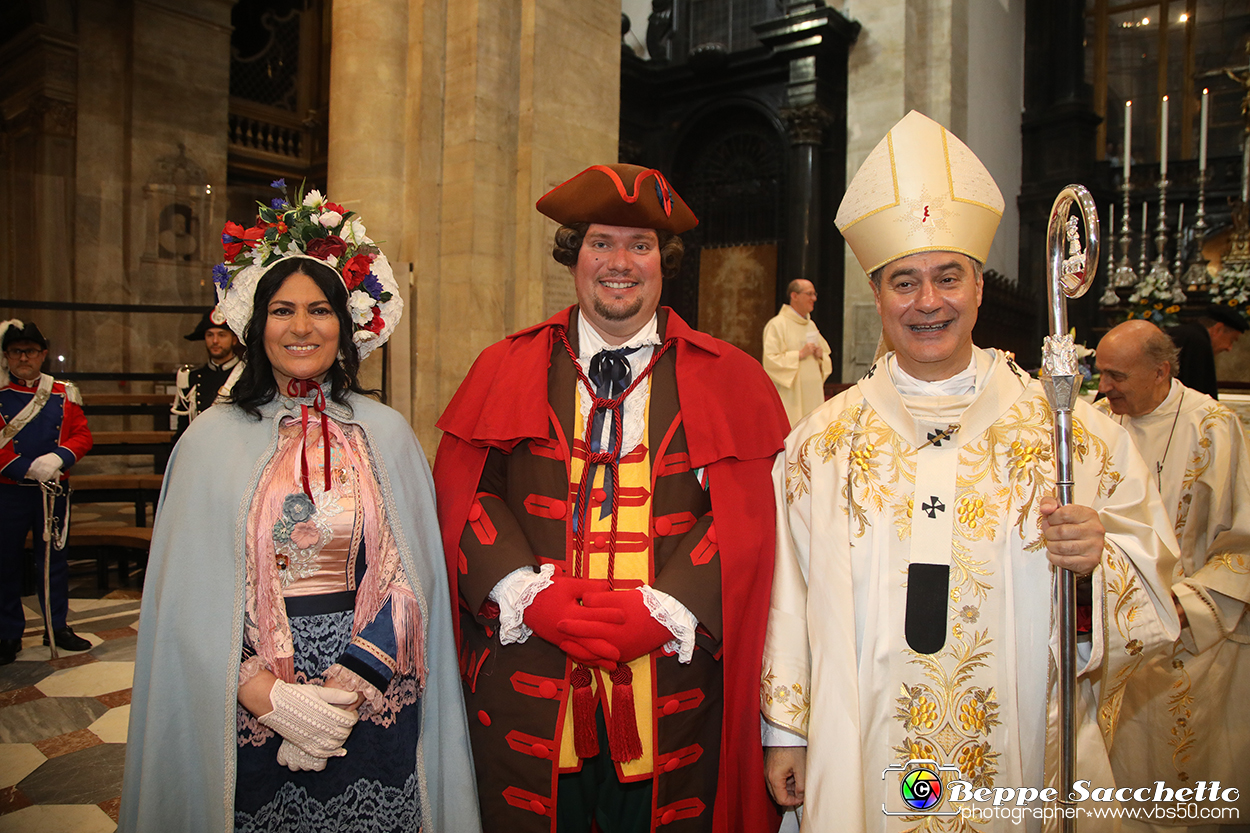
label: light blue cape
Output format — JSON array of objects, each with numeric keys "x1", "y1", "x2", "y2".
[{"x1": 119, "y1": 393, "x2": 480, "y2": 832}]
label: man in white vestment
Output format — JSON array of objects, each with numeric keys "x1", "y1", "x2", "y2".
[
  {"x1": 1095, "y1": 321, "x2": 1250, "y2": 833},
  {"x1": 763, "y1": 279, "x2": 833, "y2": 426},
  {"x1": 760, "y1": 110, "x2": 1180, "y2": 833}
]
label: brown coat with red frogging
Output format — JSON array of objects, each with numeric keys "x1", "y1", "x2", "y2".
[{"x1": 434, "y1": 307, "x2": 787, "y2": 833}]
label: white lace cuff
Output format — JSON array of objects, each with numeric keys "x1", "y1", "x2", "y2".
[
  {"x1": 639, "y1": 585, "x2": 697, "y2": 663},
  {"x1": 489, "y1": 563, "x2": 556, "y2": 645}
]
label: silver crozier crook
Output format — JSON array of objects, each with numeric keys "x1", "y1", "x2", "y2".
[{"x1": 1040, "y1": 184, "x2": 1099, "y2": 831}]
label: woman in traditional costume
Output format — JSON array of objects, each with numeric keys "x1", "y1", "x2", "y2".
[{"x1": 120, "y1": 183, "x2": 479, "y2": 833}]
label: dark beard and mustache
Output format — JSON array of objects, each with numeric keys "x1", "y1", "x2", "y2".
[{"x1": 593, "y1": 293, "x2": 645, "y2": 322}]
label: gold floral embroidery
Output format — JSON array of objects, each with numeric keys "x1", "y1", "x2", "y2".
[
  {"x1": 1166, "y1": 647, "x2": 1195, "y2": 781},
  {"x1": 1204, "y1": 552, "x2": 1250, "y2": 574},
  {"x1": 786, "y1": 404, "x2": 862, "y2": 504},
  {"x1": 760, "y1": 665, "x2": 811, "y2": 732},
  {"x1": 1173, "y1": 406, "x2": 1222, "y2": 538}
]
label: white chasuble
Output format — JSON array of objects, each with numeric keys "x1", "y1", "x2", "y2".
[
  {"x1": 762, "y1": 348, "x2": 1179, "y2": 833},
  {"x1": 763, "y1": 305, "x2": 833, "y2": 427},
  {"x1": 1098, "y1": 380, "x2": 1250, "y2": 824}
]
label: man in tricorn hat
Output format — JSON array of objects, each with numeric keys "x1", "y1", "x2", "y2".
[
  {"x1": 760, "y1": 112, "x2": 1179, "y2": 830},
  {"x1": 1, "y1": 320, "x2": 94, "y2": 664},
  {"x1": 435, "y1": 164, "x2": 787, "y2": 832},
  {"x1": 171, "y1": 304, "x2": 240, "y2": 438}
]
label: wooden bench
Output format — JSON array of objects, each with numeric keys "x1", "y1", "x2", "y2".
[
  {"x1": 69, "y1": 526, "x2": 153, "y2": 588},
  {"x1": 70, "y1": 473, "x2": 164, "y2": 526},
  {"x1": 89, "y1": 430, "x2": 176, "y2": 473},
  {"x1": 22, "y1": 525, "x2": 153, "y2": 591},
  {"x1": 82, "y1": 393, "x2": 175, "y2": 430}
]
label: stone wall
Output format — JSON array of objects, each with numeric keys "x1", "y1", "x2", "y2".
[{"x1": 325, "y1": 0, "x2": 620, "y2": 452}]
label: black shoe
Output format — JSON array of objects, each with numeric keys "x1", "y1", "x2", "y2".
[
  {"x1": 42, "y1": 627, "x2": 91, "y2": 652},
  {"x1": 0, "y1": 638, "x2": 20, "y2": 665}
]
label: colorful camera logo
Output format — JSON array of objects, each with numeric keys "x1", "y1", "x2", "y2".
[
  {"x1": 901, "y1": 768, "x2": 942, "y2": 810},
  {"x1": 881, "y1": 759, "x2": 962, "y2": 817}
]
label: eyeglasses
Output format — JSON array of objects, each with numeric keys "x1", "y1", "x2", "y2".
[{"x1": 4, "y1": 347, "x2": 45, "y2": 359}]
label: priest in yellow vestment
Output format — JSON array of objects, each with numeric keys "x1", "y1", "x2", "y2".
[
  {"x1": 760, "y1": 111, "x2": 1180, "y2": 833},
  {"x1": 1095, "y1": 320, "x2": 1249, "y2": 832}
]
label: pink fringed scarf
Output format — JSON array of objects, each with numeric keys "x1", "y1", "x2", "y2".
[{"x1": 243, "y1": 414, "x2": 425, "y2": 690}]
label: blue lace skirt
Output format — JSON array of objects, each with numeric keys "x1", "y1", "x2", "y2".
[{"x1": 234, "y1": 607, "x2": 422, "y2": 833}]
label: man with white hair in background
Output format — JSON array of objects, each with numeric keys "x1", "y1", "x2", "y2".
[
  {"x1": 763, "y1": 279, "x2": 833, "y2": 426},
  {"x1": 1095, "y1": 319, "x2": 1249, "y2": 832},
  {"x1": 760, "y1": 111, "x2": 1180, "y2": 832}
]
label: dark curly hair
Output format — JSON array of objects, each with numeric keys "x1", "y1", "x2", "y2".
[
  {"x1": 229, "y1": 257, "x2": 377, "y2": 419},
  {"x1": 552, "y1": 222, "x2": 684, "y2": 279}
]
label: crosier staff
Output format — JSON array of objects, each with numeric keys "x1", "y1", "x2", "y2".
[{"x1": 1040, "y1": 184, "x2": 1099, "y2": 832}]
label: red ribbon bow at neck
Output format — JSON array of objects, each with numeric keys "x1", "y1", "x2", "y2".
[{"x1": 286, "y1": 378, "x2": 331, "y2": 499}]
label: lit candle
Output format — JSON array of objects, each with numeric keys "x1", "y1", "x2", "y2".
[
  {"x1": 1199, "y1": 88, "x2": 1209, "y2": 172},
  {"x1": 1124, "y1": 100, "x2": 1133, "y2": 182},
  {"x1": 1160, "y1": 95, "x2": 1169, "y2": 178}
]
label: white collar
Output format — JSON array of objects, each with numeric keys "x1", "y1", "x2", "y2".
[
  {"x1": 1140, "y1": 378, "x2": 1182, "y2": 418},
  {"x1": 781, "y1": 304, "x2": 810, "y2": 324},
  {"x1": 888, "y1": 350, "x2": 980, "y2": 397},
  {"x1": 577, "y1": 312, "x2": 661, "y2": 360}
]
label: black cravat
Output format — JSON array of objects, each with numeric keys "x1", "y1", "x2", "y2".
[{"x1": 581, "y1": 346, "x2": 640, "y2": 525}]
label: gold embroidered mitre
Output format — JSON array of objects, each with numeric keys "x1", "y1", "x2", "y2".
[{"x1": 836, "y1": 110, "x2": 1004, "y2": 274}]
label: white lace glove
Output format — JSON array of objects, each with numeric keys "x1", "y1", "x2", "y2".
[
  {"x1": 25, "y1": 453, "x2": 63, "y2": 483},
  {"x1": 257, "y1": 680, "x2": 359, "y2": 761},
  {"x1": 276, "y1": 740, "x2": 330, "y2": 772}
]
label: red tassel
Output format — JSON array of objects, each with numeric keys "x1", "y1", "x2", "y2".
[
  {"x1": 608, "y1": 665, "x2": 643, "y2": 762},
  {"x1": 571, "y1": 665, "x2": 599, "y2": 759}
]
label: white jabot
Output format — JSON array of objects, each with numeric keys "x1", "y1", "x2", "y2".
[{"x1": 576, "y1": 312, "x2": 661, "y2": 457}]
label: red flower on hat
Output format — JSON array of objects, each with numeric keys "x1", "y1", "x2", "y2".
[
  {"x1": 341, "y1": 252, "x2": 375, "y2": 290},
  {"x1": 364, "y1": 307, "x2": 385, "y2": 334},
  {"x1": 325, "y1": 202, "x2": 347, "y2": 215},
  {"x1": 222, "y1": 221, "x2": 264, "y2": 260},
  {"x1": 305, "y1": 235, "x2": 348, "y2": 262}
]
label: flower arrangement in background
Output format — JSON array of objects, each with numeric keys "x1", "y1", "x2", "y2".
[
  {"x1": 1124, "y1": 265, "x2": 1184, "y2": 327},
  {"x1": 213, "y1": 179, "x2": 402, "y2": 360}
]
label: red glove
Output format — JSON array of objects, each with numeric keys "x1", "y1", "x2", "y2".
[
  {"x1": 558, "y1": 589, "x2": 675, "y2": 667},
  {"x1": 522, "y1": 574, "x2": 613, "y2": 657}
]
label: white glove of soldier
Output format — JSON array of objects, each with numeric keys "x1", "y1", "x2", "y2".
[
  {"x1": 276, "y1": 739, "x2": 331, "y2": 772},
  {"x1": 25, "y1": 452, "x2": 64, "y2": 483},
  {"x1": 257, "y1": 679, "x2": 359, "y2": 761}
]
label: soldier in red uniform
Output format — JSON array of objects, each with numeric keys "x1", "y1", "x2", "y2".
[
  {"x1": 434, "y1": 164, "x2": 788, "y2": 833},
  {"x1": 1, "y1": 320, "x2": 94, "y2": 664}
]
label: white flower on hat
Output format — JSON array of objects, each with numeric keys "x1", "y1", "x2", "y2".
[
  {"x1": 303, "y1": 190, "x2": 325, "y2": 209},
  {"x1": 318, "y1": 210, "x2": 343, "y2": 228},
  {"x1": 342, "y1": 217, "x2": 367, "y2": 245},
  {"x1": 249, "y1": 239, "x2": 274, "y2": 266},
  {"x1": 348, "y1": 290, "x2": 376, "y2": 325}
]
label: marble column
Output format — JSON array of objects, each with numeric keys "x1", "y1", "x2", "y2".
[{"x1": 327, "y1": 0, "x2": 410, "y2": 404}]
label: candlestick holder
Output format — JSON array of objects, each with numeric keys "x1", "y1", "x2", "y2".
[
  {"x1": 1137, "y1": 200, "x2": 1149, "y2": 283},
  {"x1": 1184, "y1": 169, "x2": 1212, "y2": 293},
  {"x1": 1112, "y1": 181, "x2": 1137, "y2": 296},
  {"x1": 1099, "y1": 202, "x2": 1121, "y2": 306},
  {"x1": 1171, "y1": 202, "x2": 1186, "y2": 287},
  {"x1": 1147, "y1": 177, "x2": 1186, "y2": 303}
]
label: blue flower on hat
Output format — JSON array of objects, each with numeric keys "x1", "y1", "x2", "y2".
[
  {"x1": 212, "y1": 264, "x2": 230, "y2": 290},
  {"x1": 271, "y1": 178, "x2": 287, "y2": 191},
  {"x1": 358, "y1": 273, "x2": 383, "y2": 300}
]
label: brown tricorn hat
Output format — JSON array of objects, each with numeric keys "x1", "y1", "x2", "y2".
[{"x1": 536, "y1": 164, "x2": 698, "y2": 234}]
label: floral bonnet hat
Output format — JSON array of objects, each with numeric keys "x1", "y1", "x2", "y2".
[{"x1": 213, "y1": 179, "x2": 403, "y2": 360}]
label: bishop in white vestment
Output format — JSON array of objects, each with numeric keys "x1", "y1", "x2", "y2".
[
  {"x1": 761, "y1": 111, "x2": 1180, "y2": 833},
  {"x1": 1095, "y1": 321, "x2": 1250, "y2": 831}
]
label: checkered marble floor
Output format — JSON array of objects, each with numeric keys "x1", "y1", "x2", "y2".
[{"x1": 0, "y1": 591, "x2": 141, "y2": 832}]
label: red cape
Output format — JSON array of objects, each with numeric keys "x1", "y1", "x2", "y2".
[{"x1": 434, "y1": 307, "x2": 787, "y2": 832}]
